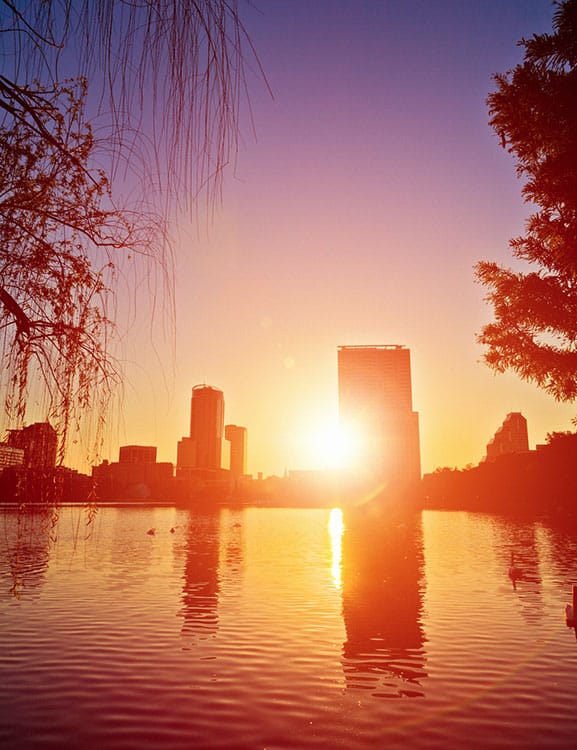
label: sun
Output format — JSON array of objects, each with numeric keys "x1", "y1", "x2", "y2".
[{"x1": 310, "y1": 423, "x2": 361, "y2": 470}]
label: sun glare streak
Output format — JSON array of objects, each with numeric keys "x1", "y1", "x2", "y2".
[{"x1": 328, "y1": 508, "x2": 344, "y2": 590}]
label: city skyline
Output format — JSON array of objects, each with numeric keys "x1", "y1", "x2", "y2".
[
  {"x1": 4, "y1": 343, "x2": 568, "y2": 481},
  {"x1": 101, "y1": 1, "x2": 575, "y2": 479},
  {"x1": 3, "y1": 3, "x2": 577, "y2": 747},
  {"x1": 7, "y1": 1, "x2": 576, "y2": 478},
  {"x1": 89, "y1": 344, "x2": 535, "y2": 481}
]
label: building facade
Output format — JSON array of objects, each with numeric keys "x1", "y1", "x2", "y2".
[
  {"x1": 177, "y1": 385, "x2": 224, "y2": 475},
  {"x1": 6, "y1": 422, "x2": 58, "y2": 468},
  {"x1": 0, "y1": 445, "x2": 24, "y2": 468},
  {"x1": 225, "y1": 424, "x2": 247, "y2": 478},
  {"x1": 92, "y1": 444, "x2": 173, "y2": 500},
  {"x1": 337, "y1": 345, "x2": 421, "y2": 493},
  {"x1": 485, "y1": 412, "x2": 529, "y2": 461},
  {"x1": 119, "y1": 445, "x2": 157, "y2": 464}
]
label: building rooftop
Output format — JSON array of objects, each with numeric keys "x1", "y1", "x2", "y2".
[{"x1": 338, "y1": 344, "x2": 405, "y2": 350}]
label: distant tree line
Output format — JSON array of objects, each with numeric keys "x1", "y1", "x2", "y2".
[{"x1": 422, "y1": 431, "x2": 577, "y2": 516}]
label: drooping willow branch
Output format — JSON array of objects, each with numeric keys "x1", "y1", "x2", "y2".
[
  {"x1": 0, "y1": 0, "x2": 267, "y2": 207},
  {"x1": 0, "y1": 2, "x2": 266, "y2": 468},
  {"x1": 0, "y1": 80, "x2": 157, "y2": 461}
]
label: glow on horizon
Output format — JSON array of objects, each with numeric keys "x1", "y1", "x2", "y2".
[{"x1": 88, "y1": 0, "x2": 577, "y2": 479}]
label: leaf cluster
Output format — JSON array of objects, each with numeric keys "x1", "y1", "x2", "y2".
[{"x1": 476, "y1": 0, "x2": 577, "y2": 401}]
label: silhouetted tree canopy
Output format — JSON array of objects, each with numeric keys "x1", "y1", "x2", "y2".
[
  {"x1": 476, "y1": 0, "x2": 577, "y2": 401},
  {"x1": 546, "y1": 429, "x2": 577, "y2": 444},
  {"x1": 0, "y1": 1, "x2": 260, "y2": 461}
]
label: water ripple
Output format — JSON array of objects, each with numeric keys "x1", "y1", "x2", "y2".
[{"x1": 2, "y1": 507, "x2": 577, "y2": 747}]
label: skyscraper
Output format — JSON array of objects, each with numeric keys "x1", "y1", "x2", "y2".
[
  {"x1": 177, "y1": 385, "x2": 224, "y2": 474},
  {"x1": 225, "y1": 424, "x2": 247, "y2": 478},
  {"x1": 338, "y1": 345, "x2": 420, "y2": 492}
]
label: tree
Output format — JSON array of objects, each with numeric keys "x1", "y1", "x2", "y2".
[
  {"x1": 0, "y1": 2, "x2": 261, "y2": 462},
  {"x1": 0, "y1": 1, "x2": 257, "y2": 206},
  {"x1": 0, "y1": 79, "x2": 164, "y2": 462},
  {"x1": 476, "y1": 0, "x2": 577, "y2": 401}
]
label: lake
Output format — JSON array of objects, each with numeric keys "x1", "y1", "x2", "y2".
[{"x1": 2, "y1": 504, "x2": 577, "y2": 748}]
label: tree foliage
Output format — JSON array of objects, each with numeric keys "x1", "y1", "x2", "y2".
[
  {"x1": 0, "y1": 2, "x2": 260, "y2": 462},
  {"x1": 0, "y1": 1, "x2": 257, "y2": 205},
  {"x1": 476, "y1": 0, "x2": 577, "y2": 401},
  {"x1": 0, "y1": 79, "x2": 162, "y2": 461}
]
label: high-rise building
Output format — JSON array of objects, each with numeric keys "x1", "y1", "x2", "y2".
[
  {"x1": 176, "y1": 437, "x2": 196, "y2": 477},
  {"x1": 337, "y1": 345, "x2": 420, "y2": 492},
  {"x1": 177, "y1": 385, "x2": 224, "y2": 475},
  {"x1": 485, "y1": 412, "x2": 529, "y2": 461},
  {"x1": 225, "y1": 424, "x2": 247, "y2": 478},
  {"x1": 6, "y1": 422, "x2": 58, "y2": 468}
]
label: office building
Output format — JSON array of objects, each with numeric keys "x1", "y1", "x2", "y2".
[
  {"x1": 6, "y1": 422, "x2": 58, "y2": 468},
  {"x1": 225, "y1": 424, "x2": 247, "y2": 478},
  {"x1": 338, "y1": 345, "x2": 420, "y2": 491},
  {"x1": 176, "y1": 436, "x2": 195, "y2": 477},
  {"x1": 92, "y1": 444, "x2": 173, "y2": 500},
  {"x1": 0, "y1": 445, "x2": 24, "y2": 468},
  {"x1": 119, "y1": 445, "x2": 157, "y2": 464},
  {"x1": 177, "y1": 385, "x2": 224, "y2": 475},
  {"x1": 485, "y1": 412, "x2": 529, "y2": 461}
]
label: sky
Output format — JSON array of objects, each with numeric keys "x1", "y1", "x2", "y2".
[{"x1": 109, "y1": 0, "x2": 577, "y2": 478}]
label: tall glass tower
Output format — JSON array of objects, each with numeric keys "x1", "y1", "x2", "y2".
[
  {"x1": 177, "y1": 384, "x2": 224, "y2": 473},
  {"x1": 190, "y1": 385, "x2": 224, "y2": 469},
  {"x1": 338, "y1": 345, "x2": 420, "y2": 492}
]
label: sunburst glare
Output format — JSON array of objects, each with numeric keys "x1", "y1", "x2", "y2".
[{"x1": 310, "y1": 425, "x2": 361, "y2": 470}]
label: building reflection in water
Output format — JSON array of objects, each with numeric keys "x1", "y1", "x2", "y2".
[
  {"x1": 340, "y1": 505, "x2": 427, "y2": 698},
  {"x1": 179, "y1": 510, "x2": 221, "y2": 641},
  {"x1": 219, "y1": 508, "x2": 245, "y2": 595},
  {"x1": 0, "y1": 509, "x2": 54, "y2": 601}
]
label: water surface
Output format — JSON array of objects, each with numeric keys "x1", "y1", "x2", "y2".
[{"x1": 1, "y1": 505, "x2": 577, "y2": 748}]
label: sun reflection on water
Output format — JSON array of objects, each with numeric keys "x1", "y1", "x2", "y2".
[{"x1": 328, "y1": 508, "x2": 344, "y2": 589}]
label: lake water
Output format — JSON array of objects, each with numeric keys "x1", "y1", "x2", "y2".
[{"x1": 2, "y1": 504, "x2": 577, "y2": 748}]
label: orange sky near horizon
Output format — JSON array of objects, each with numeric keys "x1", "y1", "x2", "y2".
[{"x1": 56, "y1": 1, "x2": 577, "y2": 477}]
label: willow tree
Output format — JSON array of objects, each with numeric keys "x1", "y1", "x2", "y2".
[
  {"x1": 476, "y1": 0, "x2": 577, "y2": 401},
  {"x1": 0, "y1": 1, "x2": 261, "y2": 462}
]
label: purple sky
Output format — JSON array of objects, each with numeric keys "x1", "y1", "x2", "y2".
[{"x1": 104, "y1": 0, "x2": 575, "y2": 476}]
